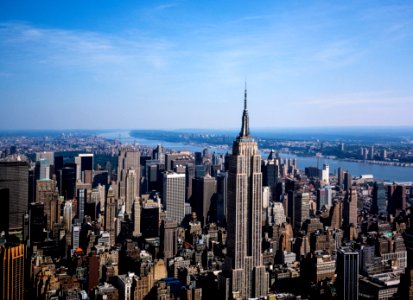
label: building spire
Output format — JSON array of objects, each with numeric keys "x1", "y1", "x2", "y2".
[
  {"x1": 239, "y1": 83, "x2": 250, "y2": 138},
  {"x1": 244, "y1": 80, "x2": 247, "y2": 110}
]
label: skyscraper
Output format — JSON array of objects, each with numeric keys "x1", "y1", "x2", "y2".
[
  {"x1": 343, "y1": 188, "x2": 357, "y2": 228},
  {"x1": 0, "y1": 243, "x2": 25, "y2": 300},
  {"x1": 321, "y1": 163, "x2": 329, "y2": 184},
  {"x1": 75, "y1": 153, "x2": 94, "y2": 183},
  {"x1": 126, "y1": 169, "x2": 138, "y2": 217},
  {"x1": 0, "y1": 161, "x2": 29, "y2": 234},
  {"x1": 371, "y1": 181, "x2": 387, "y2": 215},
  {"x1": 192, "y1": 174, "x2": 217, "y2": 227},
  {"x1": 336, "y1": 247, "x2": 359, "y2": 300},
  {"x1": 36, "y1": 178, "x2": 59, "y2": 231},
  {"x1": 223, "y1": 87, "x2": 268, "y2": 299},
  {"x1": 105, "y1": 186, "x2": 117, "y2": 246},
  {"x1": 163, "y1": 172, "x2": 186, "y2": 225},
  {"x1": 294, "y1": 191, "x2": 310, "y2": 230},
  {"x1": 117, "y1": 146, "x2": 141, "y2": 215}
]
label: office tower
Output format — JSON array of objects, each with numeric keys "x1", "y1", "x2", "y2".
[
  {"x1": 117, "y1": 146, "x2": 141, "y2": 211},
  {"x1": 87, "y1": 253, "x2": 100, "y2": 294},
  {"x1": 371, "y1": 182, "x2": 387, "y2": 215},
  {"x1": 105, "y1": 186, "x2": 117, "y2": 246},
  {"x1": 387, "y1": 184, "x2": 406, "y2": 216},
  {"x1": 305, "y1": 166, "x2": 320, "y2": 178},
  {"x1": 0, "y1": 161, "x2": 29, "y2": 234},
  {"x1": 317, "y1": 186, "x2": 332, "y2": 209},
  {"x1": 343, "y1": 188, "x2": 358, "y2": 228},
  {"x1": 133, "y1": 197, "x2": 141, "y2": 237},
  {"x1": 0, "y1": 188, "x2": 10, "y2": 234},
  {"x1": 343, "y1": 171, "x2": 352, "y2": 191},
  {"x1": 29, "y1": 202, "x2": 45, "y2": 245},
  {"x1": 294, "y1": 191, "x2": 310, "y2": 230},
  {"x1": 141, "y1": 201, "x2": 160, "y2": 238},
  {"x1": 321, "y1": 164, "x2": 329, "y2": 184},
  {"x1": 216, "y1": 171, "x2": 228, "y2": 225},
  {"x1": 72, "y1": 225, "x2": 80, "y2": 249},
  {"x1": 76, "y1": 186, "x2": 87, "y2": 223},
  {"x1": 36, "y1": 178, "x2": 59, "y2": 231},
  {"x1": 194, "y1": 164, "x2": 206, "y2": 178},
  {"x1": 143, "y1": 160, "x2": 162, "y2": 194},
  {"x1": 185, "y1": 163, "x2": 195, "y2": 202},
  {"x1": 28, "y1": 168, "x2": 35, "y2": 204},
  {"x1": 330, "y1": 200, "x2": 343, "y2": 229},
  {"x1": 192, "y1": 174, "x2": 217, "y2": 226},
  {"x1": 126, "y1": 169, "x2": 138, "y2": 217},
  {"x1": 163, "y1": 172, "x2": 186, "y2": 225},
  {"x1": 0, "y1": 243, "x2": 25, "y2": 300},
  {"x1": 35, "y1": 158, "x2": 50, "y2": 180},
  {"x1": 336, "y1": 247, "x2": 359, "y2": 300},
  {"x1": 60, "y1": 165, "x2": 76, "y2": 199},
  {"x1": 162, "y1": 219, "x2": 178, "y2": 260},
  {"x1": 54, "y1": 155, "x2": 64, "y2": 174},
  {"x1": 223, "y1": 88, "x2": 268, "y2": 299},
  {"x1": 75, "y1": 153, "x2": 94, "y2": 183},
  {"x1": 337, "y1": 167, "x2": 344, "y2": 188},
  {"x1": 63, "y1": 200, "x2": 73, "y2": 232},
  {"x1": 262, "y1": 150, "x2": 279, "y2": 187},
  {"x1": 153, "y1": 144, "x2": 165, "y2": 163},
  {"x1": 272, "y1": 202, "x2": 286, "y2": 226}
]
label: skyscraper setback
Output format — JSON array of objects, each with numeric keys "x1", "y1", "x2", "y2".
[
  {"x1": 223, "y1": 87, "x2": 268, "y2": 299},
  {"x1": 117, "y1": 146, "x2": 141, "y2": 217}
]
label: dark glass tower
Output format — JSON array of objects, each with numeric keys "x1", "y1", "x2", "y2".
[
  {"x1": 0, "y1": 161, "x2": 29, "y2": 234},
  {"x1": 336, "y1": 247, "x2": 359, "y2": 300}
]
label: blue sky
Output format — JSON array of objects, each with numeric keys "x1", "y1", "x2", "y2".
[{"x1": 1, "y1": 0, "x2": 412, "y2": 130}]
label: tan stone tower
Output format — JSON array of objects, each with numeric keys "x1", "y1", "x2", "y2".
[{"x1": 224, "y1": 86, "x2": 268, "y2": 299}]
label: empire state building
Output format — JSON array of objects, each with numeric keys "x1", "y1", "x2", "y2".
[{"x1": 223, "y1": 87, "x2": 269, "y2": 299}]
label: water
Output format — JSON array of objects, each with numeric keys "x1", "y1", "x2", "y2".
[{"x1": 99, "y1": 130, "x2": 413, "y2": 182}]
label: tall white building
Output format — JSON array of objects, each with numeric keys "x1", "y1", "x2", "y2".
[
  {"x1": 63, "y1": 201, "x2": 73, "y2": 232},
  {"x1": 321, "y1": 164, "x2": 329, "y2": 184},
  {"x1": 163, "y1": 172, "x2": 186, "y2": 225},
  {"x1": 125, "y1": 169, "x2": 138, "y2": 217}
]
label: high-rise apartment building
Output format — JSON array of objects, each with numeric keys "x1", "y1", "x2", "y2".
[{"x1": 223, "y1": 88, "x2": 268, "y2": 299}]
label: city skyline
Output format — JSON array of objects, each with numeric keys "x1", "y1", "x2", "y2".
[{"x1": 1, "y1": 1, "x2": 413, "y2": 130}]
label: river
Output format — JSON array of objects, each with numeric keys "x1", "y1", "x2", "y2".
[{"x1": 99, "y1": 130, "x2": 413, "y2": 182}]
